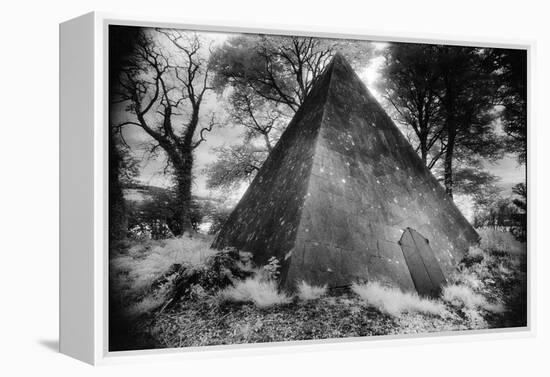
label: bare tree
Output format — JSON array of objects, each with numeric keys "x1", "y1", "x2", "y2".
[{"x1": 114, "y1": 29, "x2": 217, "y2": 234}]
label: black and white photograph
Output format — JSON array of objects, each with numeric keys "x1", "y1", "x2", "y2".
[{"x1": 108, "y1": 25, "x2": 527, "y2": 352}]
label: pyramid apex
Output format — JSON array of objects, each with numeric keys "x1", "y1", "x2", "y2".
[
  {"x1": 321, "y1": 52, "x2": 357, "y2": 86},
  {"x1": 329, "y1": 52, "x2": 351, "y2": 68}
]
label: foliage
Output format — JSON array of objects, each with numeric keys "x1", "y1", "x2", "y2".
[
  {"x1": 261, "y1": 256, "x2": 282, "y2": 281},
  {"x1": 157, "y1": 247, "x2": 255, "y2": 311},
  {"x1": 125, "y1": 185, "x2": 206, "y2": 239},
  {"x1": 110, "y1": 235, "x2": 217, "y2": 294},
  {"x1": 474, "y1": 198, "x2": 516, "y2": 227},
  {"x1": 206, "y1": 206, "x2": 232, "y2": 235},
  {"x1": 491, "y1": 49, "x2": 528, "y2": 164},
  {"x1": 379, "y1": 44, "x2": 525, "y2": 198},
  {"x1": 377, "y1": 44, "x2": 444, "y2": 166},
  {"x1": 471, "y1": 180, "x2": 526, "y2": 242},
  {"x1": 435, "y1": 46, "x2": 505, "y2": 197},
  {"x1": 511, "y1": 183, "x2": 527, "y2": 241},
  {"x1": 478, "y1": 228, "x2": 525, "y2": 255},
  {"x1": 453, "y1": 165, "x2": 500, "y2": 199},
  {"x1": 204, "y1": 144, "x2": 267, "y2": 190}
]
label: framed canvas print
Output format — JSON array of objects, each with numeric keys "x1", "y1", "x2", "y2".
[{"x1": 60, "y1": 12, "x2": 532, "y2": 365}]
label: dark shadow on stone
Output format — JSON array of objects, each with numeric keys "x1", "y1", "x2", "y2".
[{"x1": 38, "y1": 339, "x2": 59, "y2": 352}]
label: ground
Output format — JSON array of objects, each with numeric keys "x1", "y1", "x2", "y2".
[{"x1": 109, "y1": 229, "x2": 527, "y2": 351}]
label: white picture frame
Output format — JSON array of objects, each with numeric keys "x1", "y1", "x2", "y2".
[{"x1": 59, "y1": 11, "x2": 535, "y2": 365}]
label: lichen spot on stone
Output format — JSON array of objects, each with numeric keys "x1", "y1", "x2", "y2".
[{"x1": 284, "y1": 250, "x2": 293, "y2": 260}]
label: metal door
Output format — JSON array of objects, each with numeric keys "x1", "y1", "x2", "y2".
[{"x1": 399, "y1": 228, "x2": 447, "y2": 297}]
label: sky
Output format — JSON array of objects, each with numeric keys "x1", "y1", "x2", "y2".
[{"x1": 115, "y1": 29, "x2": 526, "y2": 218}]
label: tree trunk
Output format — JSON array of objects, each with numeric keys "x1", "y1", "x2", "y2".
[
  {"x1": 443, "y1": 129, "x2": 456, "y2": 198},
  {"x1": 171, "y1": 153, "x2": 194, "y2": 236},
  {"x1": 263, "y1": 133, "x2": 273, "y2": 152},
  {"x1": 419, "y1": 129, "x2": 428, "y2": 165},
  {"x1": 108, "y1": 128, "x2": 128, "y2": 240},
  {"x1": 420, "y1": 148, "x2": 428, "y2": 166}
]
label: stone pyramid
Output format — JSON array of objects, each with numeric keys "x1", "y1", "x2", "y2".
[{"x1": 212, "y1": 53, "x2": 479, "y2": 295}]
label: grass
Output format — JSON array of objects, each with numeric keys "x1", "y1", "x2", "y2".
[
  {"x1": 297, "y1": 281, "x2": 328, "y2": 301},
  {"x1": 110, "y1": 228, "x2": 527, "y2": 351},
  {"x1": 218, "y1": 276, "x2": 292, "y2": 308},
  {"x1": 351, "y1": 281, "x2": 447, "y2": 317},
  {"x1": 442, "y1": 284, "x2": 504, "y2": 313}
]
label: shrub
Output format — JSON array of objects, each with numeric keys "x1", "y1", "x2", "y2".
[
  {"x1": 461, "y1": 246, "x2": 486, "y2": 268},
  {"x1": 451, "y1": 271, "x2": 485, "y2": 291},
  {"x1": 262, "y1": 256, "x2": 281, "y2": 281},
  {"x1": 478, "y1": 228, "x2": 525, "y2": 255},
  {"x1": 442, "y1": 284, "x2": 504, "y2": 313},
  {"x1": 297, "y1": 281, "x2": 327, "y2": 301},
  {"x1": 152, "y1": 247, "x2": 255, "y2": 311},
  {"x1": 468, "y1": 246, "x2": 486, "y2": 259},
  {"x1": 351, "y1": 281, "x2": 447, "y2": 317},
  {"x1": 463, "y1": 308, "x2": 489, "y2": 329},
  {"x1": 218, "y1": 276, "x2": 292, "y2": 308}
]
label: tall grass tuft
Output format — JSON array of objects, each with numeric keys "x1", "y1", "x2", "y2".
[
  {"x1": 351, "y1": 281, "x2": 447, "y2": 317},
  {"x1": 218, "y1": 276, "x2": 292, "y2": 308},
  {"x1": 297, "y1": 281, "x2": 327, "y2": 301},
  {"x1": 442, "y1": 284, "x2": 505, "y2": 313}
]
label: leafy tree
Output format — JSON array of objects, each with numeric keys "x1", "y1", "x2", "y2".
[
  {"x1": 512, "y1": 182, "x2": 527, "y2": 211},
  {"x1": 378, "y1": 44, "x2": 506, "y2": 199},
  {"x1": 511, "y1": 182, "x2": 527, "y2": 240},
  {"x1": 453, "y1": 164, "x2": 500, "y2": 204},
  {"x1": 113, "y1": 28, "x2": 219, "y2": 234},
  {"x1": 207, "y1": 207, "x2": 232, "y2": 235},
  {"x1": 435, "y1": 46, "x2": 503, "y2": 198},
  {"x1": 492, "y1": 49, "x2": 527, "y2": 164},
  {"x1": 473, "y1": 197, "x2": 517, "y2": 229},
  {"x1": 126, "y1": 185, "x2": 207, "y2": 239},
  {"x1": 472, "y1": 181, "x2": 526, "y2": 241},
  {"x1": 378, "y1": 44, "x2": 444, "y2": 166}
]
